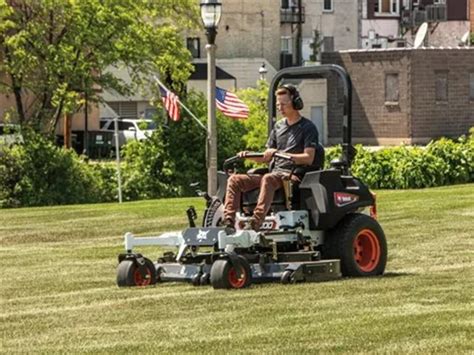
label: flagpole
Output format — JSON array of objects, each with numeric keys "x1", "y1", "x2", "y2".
[{"x1": 153, "y1": 76, "x2": 207, "y2": 132}]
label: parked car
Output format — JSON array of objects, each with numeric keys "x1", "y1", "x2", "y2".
[{"x1": 99, "y1": 118, "x2": 156, "y2": 147}]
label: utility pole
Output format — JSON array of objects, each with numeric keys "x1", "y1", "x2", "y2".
[
  {"x1": 296, "y1": 0, "x2": 303, "y2": 66},
  {"x1": 64, "y1": 113, "x2": 72, "y2": 149}
]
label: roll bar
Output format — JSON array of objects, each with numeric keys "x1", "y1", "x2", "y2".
[{"x1": 267, "y1": 64, "x2": 353, "y2": 174}]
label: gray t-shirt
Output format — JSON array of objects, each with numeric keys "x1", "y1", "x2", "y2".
[{"x1": 266, "y1": 117, "x2": 319, "y2": 171}]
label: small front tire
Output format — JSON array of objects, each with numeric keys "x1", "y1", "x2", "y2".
[
  {"x1": 210, "y1": 256, "x2": 251, "y2": 289},
  {"x1": 117, "y1": 258, "x2": 157, "y2": 287},
  {"x1": 281, "y1": 270, "x2": 294, "y2": 284}
]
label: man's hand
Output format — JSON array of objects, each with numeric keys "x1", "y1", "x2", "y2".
[
  {"x1": 237, "y1": 151, "x2": 249, "y2": 158},
  {"x1": 263, "y1": 148, "x2": 277, "y2": 162}
]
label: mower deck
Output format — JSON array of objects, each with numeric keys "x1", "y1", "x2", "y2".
[{"x1": 154, "y1": 258, "x2": 340, "y2": 285}]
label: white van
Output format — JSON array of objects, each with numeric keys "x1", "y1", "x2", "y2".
[{"x1": 99, "y1": 118, "x2": 156, "y2": 147}]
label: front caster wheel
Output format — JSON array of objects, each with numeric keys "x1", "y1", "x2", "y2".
[
  {"x1": 191, "y1": 273, "x2": 202, "y2": 286},
  {"x1": 281, "y1": 270, "x2": 295, "y2": 284},
  {"x1": 117, "y1": 258, "x2": 156, "y2": 287},
  {"x1": 200, "y1": 272, "x2": 210, "y2": 285},
  {"x1": 210, "y1": 256, "x2": 251, "y2": 289}
]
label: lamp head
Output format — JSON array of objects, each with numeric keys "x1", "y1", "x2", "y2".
[{"x1": 200, "y1": 0, "x2": 222, "y2": 44}]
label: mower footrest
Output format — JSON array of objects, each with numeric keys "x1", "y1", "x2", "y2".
[
  {"x1": 155, "y1": 262, "x2": 211, "y2": 283},
  {"x1": 251, "y1": 259, "x2": 340, "y2": 282},
  {"x1": 276, "y1": 251, "x2": 320, "y2": 262}
]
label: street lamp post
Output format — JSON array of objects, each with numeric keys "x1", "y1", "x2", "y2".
[{"x1": 200, "y1": 0, "x2": 222, "y2": 196}]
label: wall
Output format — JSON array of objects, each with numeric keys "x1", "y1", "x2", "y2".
[
  {"x1": 216, "y1": 58, "x2": 277, "y2": 89},
  {"x1": 362, "y1": 19, "x2": 399, "y2": 38},
  {"x1": 188, "y1": 0, "x2": 280, "y2": 70},
  {"x1": 410, "y1": 49, "x2": 474, "y2": 142},
  {"x1": 55, "y1": 105, "x2": 100, "y2": 132},
  {"x1": 471, "y1": 0, "x2": 474, "y2": 32},
  {"x1": 323, "y1": 49, "x2": 411, "y2": 145},
  {"x1": 302, "y1": 0, "x2": 359, "y2": 51},
  {"x1": 323, "y1": 48, "x2": 474, "y2": 145},
  {"x1": 0, "y1": 81, "x2": 100, "y2": 132},
  {"x1": 279, "y1": 0, "x2": 359, "y2": 64},
  {"x1": 298, "y1": 79, "x2": 329, "y2": 144}
]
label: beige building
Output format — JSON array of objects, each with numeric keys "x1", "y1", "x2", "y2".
[
  {"x1": 186, "y1": 0, "x2": 281, "y2": 86},
  {"x1": 0, "y1": 72, "x2": 100, "y2": 133},
  {"x1": 281, "y1": 0, "x2": 359, "y2": 62}
]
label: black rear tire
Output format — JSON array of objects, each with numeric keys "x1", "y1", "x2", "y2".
[
  {"x1": 323, "y1": 213, "x2": 387, "y2": 277},
  {"x1": 210, "y1": 256, "x2": 251, "y2": 289},
  {"x1": 117, "y1": 258, "x2": 157, "y2": 287}
]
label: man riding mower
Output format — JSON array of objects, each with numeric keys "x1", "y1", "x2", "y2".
[{"x1": 116, "y1": 64, "x2": 387, "y2": 289}]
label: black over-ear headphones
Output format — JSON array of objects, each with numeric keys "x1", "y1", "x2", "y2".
[{"x1": 281, "y1": 84, "x2": 304, "y2": 110}]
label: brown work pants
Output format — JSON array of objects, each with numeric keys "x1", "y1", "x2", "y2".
[{"x1": 224, "y1": 171, "x2": 288, "y2": 228}]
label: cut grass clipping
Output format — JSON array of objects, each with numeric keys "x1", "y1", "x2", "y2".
[{"x1": 1, "y1": 184, "x2": 473, "y2": 353}]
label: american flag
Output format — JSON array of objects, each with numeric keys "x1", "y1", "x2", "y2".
[
  {"x1": 159, "y1": 85, "x2": 180, "y2": 122},
  {"x1": 215, "y1": 87, "x2": 249, "y2": 119}
]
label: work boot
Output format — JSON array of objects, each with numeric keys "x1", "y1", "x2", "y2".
[
  {"x1": 223, "y1": 219, "x2": 235, "y2": 235},
  {"x1": 243, "y1": 218, "x2": 259, "y2": 231}
]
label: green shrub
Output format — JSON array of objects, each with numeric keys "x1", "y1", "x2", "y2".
[
  {"x1": 0, "y1": 132, "x2": 109, "y2": 207},
  {"x1": 90, "y1": 162, "x2": 119, "y2": 202},
  {"x1": 345, "y1": 131, "x2": 473, "y2": 189},
  {"x1": 160, "y1": 89, "x2": 247, "y2": 196},
  {"x1": 425, "y1": 136, "x2": 473, "y2": 185},
  {"x1": 121, "y1": 128, "x2": 178, "y2": 200}
]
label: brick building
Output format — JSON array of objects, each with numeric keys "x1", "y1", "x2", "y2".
[{"x1": 322, "y1": 48, "x2": 474, "y2": 145}]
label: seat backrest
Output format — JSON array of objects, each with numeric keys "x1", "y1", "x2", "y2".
[{"x1": 315, "y1": 143, "x2": 325, "y2": 170}]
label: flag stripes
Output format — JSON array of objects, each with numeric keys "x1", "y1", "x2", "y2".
[
  {"x1": 215, "y1": 87, "x2": 249, "y2": 119},
  {"x1": 159, "y1": 85, "x2": 180, "y2": 121}
]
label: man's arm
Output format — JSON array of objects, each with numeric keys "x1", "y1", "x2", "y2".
[
  {"x1": 237, "y1": 148, "x2": 277, "y2": 163},
  {"x1": 286, "y1": 147, "x2": 315, "y2": 165}
]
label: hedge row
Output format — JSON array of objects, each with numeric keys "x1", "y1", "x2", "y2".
[
  {"x1": 1, "y1": 130, "x2": 472, "y2": 208},
  {"x1": 348, "y1": 134, "x2": 473, "y2": 189}
]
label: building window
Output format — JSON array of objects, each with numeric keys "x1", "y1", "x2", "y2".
[
  {"x1": 323, "y1": 36, "x2": 334, "y2": 52},
  {"x1": 469, "y1": 73, "x2": 474, "y2": 100},
  {"x1": 281, "y1": 0, "x2": 289, "y2": 9},
  {"x1": 186, "y1": 37, "x2": 200, "y2": 59},
  {"x1": 385, "y1": 73, "x2": 399, "y2": 103},
  {"x1": 375, "y1": 0, "x2": 399, "y2": 15},
  {"x1": 108, "y1": 102, "x2": 138, "y2": 119},
  {"x1": 281, "y1": 36, "x2": 293, "y2": 54},
  {"x1": 435, "y1": 71, "x2": 448, "y2": 102},
  {"x1": 323, "y1": 0, "x2": 333, "y2": 12}
]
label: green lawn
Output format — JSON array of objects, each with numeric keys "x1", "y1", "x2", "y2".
[{"x1": 1, "y1": 184, "x2": 473, "y2": 353}]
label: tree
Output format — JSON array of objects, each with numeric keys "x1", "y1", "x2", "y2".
[
  {"x1": 309, "y1": 29, "x2": 324, "y2": 62},
  {"x1": 0, "y1": 0, "x2": 198, "y2": 135},
  {"x1": 162, "y1": 89, "x2": 247, "y2": 195},
  {"x1": 238, "y1": 80, "x2": 270, "y2": 152}
]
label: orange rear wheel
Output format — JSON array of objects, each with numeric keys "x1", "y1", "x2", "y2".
[{"x1": 353, "y1": 229, "x2": 381, "y2": 273}]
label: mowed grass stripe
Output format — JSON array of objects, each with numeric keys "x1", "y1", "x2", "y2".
[{"x1": 1, "y1": 184, "x2": 473, "y2": 353}]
